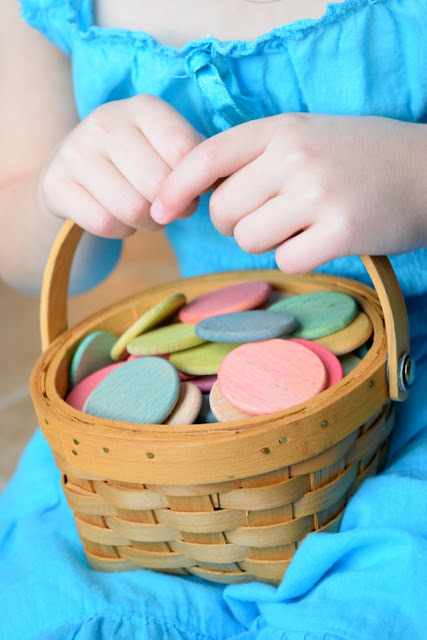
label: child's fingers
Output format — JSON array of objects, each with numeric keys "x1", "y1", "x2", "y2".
[
  {"x1": 132, "y1": 94, "x2": 205, "y2": 168},
  {"x1": 275, "y1": 224, "x2": 342, "y2": 274},
  {"x1": 72, "y1": 154, "x2": 162, "y2": 231},
  {"x1": 44, "y1": 179, "x2": 135, "y2": 238},
  {"x1": 105, "y1": 124, "x2": 172, "y2": 203},
  {"x1": 106, "y1": 123, "x2": 200, "y2": 223},
  {"x1": 151, "y1": 121, "x2": 269, "y2": 224},
  {"x1": 208, "y1": 155, "x2": 282, "y2": 236},
  {"x1": 233, "y1": 194, "x2": 313, "y2": 255}
]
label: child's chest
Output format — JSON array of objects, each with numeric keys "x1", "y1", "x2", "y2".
[{"x1": 94, "y1": 0, "x2": 338, "y2": 47}]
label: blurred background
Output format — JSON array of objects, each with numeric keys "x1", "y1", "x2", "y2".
[{"x1": 0, "y1": 229, "x2": 179, "y2": 491}]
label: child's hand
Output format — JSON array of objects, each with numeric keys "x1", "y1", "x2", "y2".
[
  {"x1": 151, "y1": 114, "x2": 427, "y2": 273},
  {"x1": 42, "y1": 95, "x2": 203, "y2": 237}
]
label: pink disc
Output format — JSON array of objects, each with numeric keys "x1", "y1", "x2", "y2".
[
  {"x1": 127, "y1": 353, "x2": 194, "y2": 380},
  {"x1": 65, "y1": 362, "x2": 123, "y2": 411},
  {"x1": 218, "y1": 339, "x2": 327, "y2": 416},
  {"x1": 288, "y1": 338, "x2": 344, "y2": 387},
  {"x1": 178, "y1": 281, "x2": 272, "y2": 324},
  {"x1": 191, "y1": 374, "x2": 217, "y2": 393}
]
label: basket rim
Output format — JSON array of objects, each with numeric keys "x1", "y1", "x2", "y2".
[{"x1": 30, "y1": 269, "x2": 390, "y2": 484}]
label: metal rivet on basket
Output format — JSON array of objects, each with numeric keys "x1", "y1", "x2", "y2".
[
  {"x1": 321, "y1": 420, "x2": 328, "y2": 428},
  {"x1": 147, "y1": 452, "x2": 155, "y2": 459},
  {"x1": 279, "y1": 437, "x2": 287, "y2": 445},
  {"x1": 73, "y1": 439, "x2": 79, "y2": 445},
  {"x1": 261, "y1": 447, "x2": 270, "y2": 454},
  {"x1": 72, "y1": 450, "x2": 78, "y2": 456},
  {"x1": 398, "y1": 352, "x2": 416, "y2": 392},
  {"x1": 103, "y1": 447, "x2": 109, "y2": 453},
  {"x1": 369, "y1": 380, "x2": 375, "y2": 388}
]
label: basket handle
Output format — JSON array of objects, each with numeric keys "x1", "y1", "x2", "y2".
[{"x1": 40, "y1": 219, "x2": 412, "y2": 401}]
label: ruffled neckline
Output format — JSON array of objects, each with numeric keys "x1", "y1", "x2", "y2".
[{"x1": 71, "y1": 0, "x2": 384, "y2": 57}]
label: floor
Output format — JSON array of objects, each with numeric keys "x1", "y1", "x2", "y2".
[{"x1": 0, "y1": 230, "x2": 179, "y2": 491}]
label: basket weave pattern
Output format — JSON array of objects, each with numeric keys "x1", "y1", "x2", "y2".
[{"x1": 57, "y1": 402, "x2": 394, "y2": 583}]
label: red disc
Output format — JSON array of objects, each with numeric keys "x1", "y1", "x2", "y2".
[
  {"x1": 178, "y1": 281, "x2": 272, "y2": 324},
  {"x1": 218, "y1": 339, "x2": 327, "y2": 415},
  {"x1": 288, "y1": 338, "x2": 344, "y2": 387}
]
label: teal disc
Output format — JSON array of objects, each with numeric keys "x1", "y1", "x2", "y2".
[
  {"x1": 70, "y1": 331, "x2": 116, "y2": 387},
  {"x1": 339, "y1": 353, "x2": 362, "y2": 377},
  {"x1": 84, "y1": 357, "x2": 180, "y2": 424},
  {"x1": 269, "y1": 291, "x2": 358, "y2": 340}
]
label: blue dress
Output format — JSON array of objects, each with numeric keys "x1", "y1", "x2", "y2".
[{"x1": 1, "y1": 0, "x2": 426, "y2": 637}]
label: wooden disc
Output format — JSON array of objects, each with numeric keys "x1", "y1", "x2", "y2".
[
  {"x1": 70, "y1": 331, "x2": 116, "y2": 387},
  {"x1": 288, "y1": 338, "x2": 343, "y2": 387},
  {"x1": 195, "y1": 310, "x2": 296, "y2": 343},
  {"x1": 84, "y1": 357, "x2": 180, "y2": 424},
  {"x1": 209, "y1": 380, "x2": 252, "y2": 422},
  {"x1": 313, "y1": 311, "x2": 373, "y2": 355},
  {"x1": 65, "y1": 362, "x2": 123, "y2": 411},
  {"x1": 163, "y1": 382, "x2": 202, "y2": 425},
  {"x1": 191, "y1": 375, "x2": 217, "y2": 393},
  {"x1": 127, "y1": 354, "x2": 195, "y2": 380},
  {"x1": 178, "y1": 281, "x2": 272, "y2": 323},
  {"x1": 169, "y1": 342, "x2": 241, "y2": 375},
  {"x1": 218, "y1": 339, "x2": 327, "y2": 416},
  {"x1": 269, "y1": 291, "x2": 358, "y2": 339},
  {"x1": 339, "y1": 353, "x2": 362, "y2": 377},
  {"x1": 110, "y1": 293, "x2": 186, "y2": 360},
  {"x1": 127, "y1": 323, "x2": 205, "y2": 356},
  {"x1": 195, "y1": 394, "x2": 218, "y2": 424}
]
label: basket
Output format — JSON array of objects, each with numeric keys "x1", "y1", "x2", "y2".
[{"x1": 30, "y1": 220, "x2": 413, "y2": 585}]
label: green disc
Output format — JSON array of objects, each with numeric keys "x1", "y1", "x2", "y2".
[
  {"x1": 70, "y1": 331, "x2": 116, "y2": 387},
  {"x1": 269, "y1": 291, "x2": 358, "y2": 340},
  {"x1": 111, "y1": 293, "x2": 187, "y2": 360},
  {"x1": 169, "y1": 342, "x2": 241, "y2": 375},
  {"x1": 127, "y1": 323, "x2": 205, "y2": 356}
]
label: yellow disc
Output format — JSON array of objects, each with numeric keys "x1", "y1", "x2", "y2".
[
  {"x1": 127, "y1": 323, "x2": 205, "y2": 356},
  {"x1": 111, "y1": 293, "x2": 187, "y2": 360},
  {"x1": 169, "y1": 342, "x2": 241, "y2": 375},
  {"x1": 313, "y1": 311, "x2": 373, "y2": 356}
]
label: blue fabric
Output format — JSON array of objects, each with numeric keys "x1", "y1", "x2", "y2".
[{"x1": 4, "y1": 0, "x2": 427, "y2": 637}]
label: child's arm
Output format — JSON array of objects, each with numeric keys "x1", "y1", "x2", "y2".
[
  {"x1": 0, "y1": 0, "x2": 81, "y2": 294},
  {"x1": 1, "y1": 0, "x2": 202, "y2": 296},
  {"x1": 151, "y1": 113, "x2": 427, "y2": 269}
]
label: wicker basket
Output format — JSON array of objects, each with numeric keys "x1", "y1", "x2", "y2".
[{"x1": 30, "y1": 220, "x2": 413, "y2": 585}]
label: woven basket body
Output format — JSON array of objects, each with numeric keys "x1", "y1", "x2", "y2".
[{"x1": 30, "y1": 222, "x2": 411, "y2": 585}]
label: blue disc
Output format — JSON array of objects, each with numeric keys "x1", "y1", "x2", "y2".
[
  {"x1": 194, "y1": 310, "x2": 296, "y2": 343},
  {"x1": 84, "y1": 357, "x2": 180, "y2": 424}
]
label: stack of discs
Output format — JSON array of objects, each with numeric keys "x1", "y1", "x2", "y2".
[{"x1": 65, "y1": 280, "x2": 373, "y2": 425}]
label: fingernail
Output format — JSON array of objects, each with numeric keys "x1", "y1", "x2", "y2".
[{"x1": 150, "y1": 199, "x2": 168, "y2": 224}]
